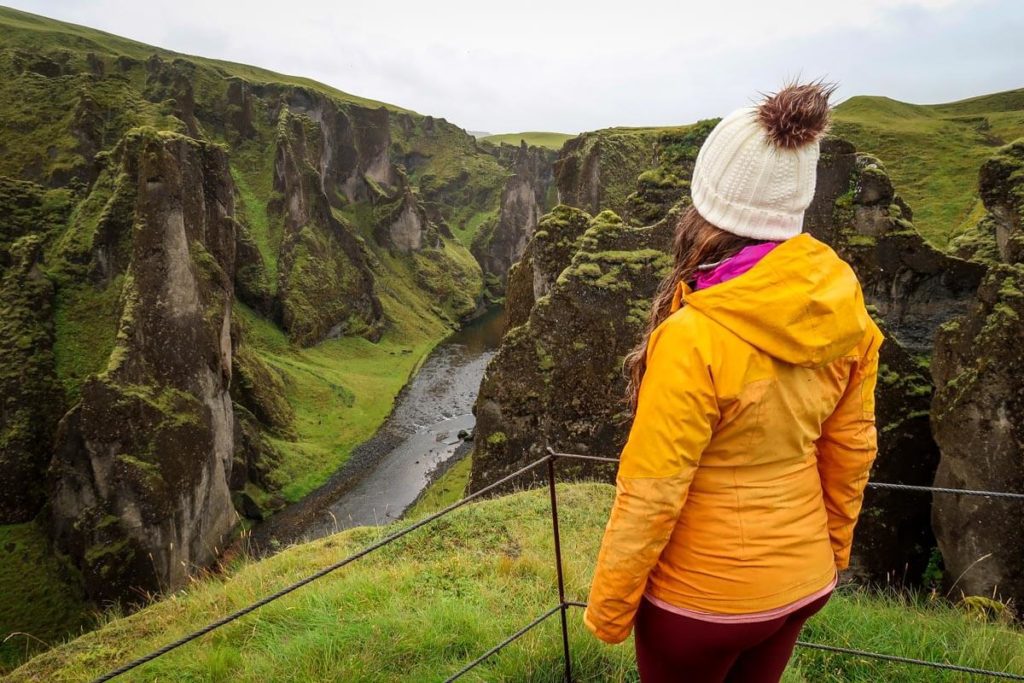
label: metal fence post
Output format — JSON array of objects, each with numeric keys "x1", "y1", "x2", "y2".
[{"x1": 547, "y1": 453, "x2": 573, "y2": 683}]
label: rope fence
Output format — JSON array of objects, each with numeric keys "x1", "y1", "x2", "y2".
[{"x1": 88, "y1": 448, "x2": 1024, "y2": 682}]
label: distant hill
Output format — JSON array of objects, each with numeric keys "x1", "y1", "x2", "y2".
[
  {"x1": 482, "y1": 131, "x2": 574, "y2": 150},
  {"x1": 832, "y1": 89, "x2": 1024, "y2": 247}
]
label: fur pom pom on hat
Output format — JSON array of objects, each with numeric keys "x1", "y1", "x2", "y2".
[{"x1": 691, "y1": 81, "x2": 836, "y2": 241}]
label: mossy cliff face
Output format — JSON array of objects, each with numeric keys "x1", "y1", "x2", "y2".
[
  {"x1": 270, "y1": 107, "x2": 383, "y2": 345},
  {"x1": 931, "y1": 140, "x2": 1024, "y2": 610},
  {"x1": 552, "y1": 122, "x2": 716, "y2": 221},
  {"x1": 504, "y1": 204, "x2": 594, "y2": 330},
  {"x1": 471, "y1": 206, "x2": 677, "y2": 492},
  {"x1": 475, "y1": 135, "x2": 973, "y2": 585},
  {"x1": 0, "y1": 182, "x2": 70, "y2": 521},
  {"x1": 470, "y1": 142, "x2": 557, "y2": 290},
  {"x1": 48, "y1": 130, "x2": 239, "y2": 604},
  {"x1": 805, "y1": 139, "x2": 986, "y2": 355}
]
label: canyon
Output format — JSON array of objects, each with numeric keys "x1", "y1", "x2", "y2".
[{"x1": 1, "y1": 5, "x2": 1023, "y2": 673}]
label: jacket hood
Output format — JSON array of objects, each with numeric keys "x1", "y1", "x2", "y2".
[{"x1": 675, "y1": 233, "x2": 869, "y2": 367}]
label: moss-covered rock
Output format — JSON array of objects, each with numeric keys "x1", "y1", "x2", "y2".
[
  {"x1": 805, "y1": 139, "x2": 986, "y2": 354},
  {"x1": 48, "y1": 129, "x2": 239, "y2": 605},
  {"x1": 931, "y1": 139, "x2": 1024, "y2": 612},
  {"x1": 0, "y1": 231, "x2": 64, "y2": 522},
  {"x1": 231, "y1": 342, "x2": 294, "y2": 438},
  {"x1": 470, "y1": 204, "x2": 680, "y2": 493},
  {"x1": 470, "y1": 142, "x2": 557, "y2": 290},
  {"x1": 272, "y1": 109, "x2": 384, "y2": 345},
  {"x1": 504, "y1": 204, "x2": 593, "y2": 330}
]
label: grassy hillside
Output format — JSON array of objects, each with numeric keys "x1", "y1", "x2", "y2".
[
  {"x1": 10, "y1": 483, "x2": 1024, "y2": 682},
  {"x1": 0, "y1": 6, "x2": 407, "y2": 113},
  {"x1": 483, "y1": 131, "x2": 575, "y2": 150},
  {"x1": 832, "y1": 89, "x2": 1024, "y2": 247}
]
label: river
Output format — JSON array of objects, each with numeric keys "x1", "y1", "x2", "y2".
[{"x1": 249, "y1": 306, "x2": 506, "y2": 551}]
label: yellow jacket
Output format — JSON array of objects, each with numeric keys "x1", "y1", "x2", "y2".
[{"x1": 584, "y1": 233, "x2": 882, "y2": 644}]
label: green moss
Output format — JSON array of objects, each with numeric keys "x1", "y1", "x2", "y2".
[
  {"x1": 486, "y1": 431, "x2": 508, "y2": 446},
  {"x1": 232, "y1": 155, "x2": 281, "y2": 290},
  {"x1": 0, "y1": 523, "x2": 92, "y2": 673},
  {"x1": 535, "y1": 342, "x2": 555, "y2": 372},
  {"x1": 848, "y1": 234, "x2": 878, "y2": 248},
  {"x1": 833, "y1": 190, "x2": 856, "y2": 226}
]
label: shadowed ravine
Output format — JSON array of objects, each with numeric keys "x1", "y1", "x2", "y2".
[{"x1": 248, "y1": 307, "x2": 506, "y2": 552}]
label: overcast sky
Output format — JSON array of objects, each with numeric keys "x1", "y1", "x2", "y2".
[{"x1": 9, "y1": 0, "x2": 1024, "y2": 134}]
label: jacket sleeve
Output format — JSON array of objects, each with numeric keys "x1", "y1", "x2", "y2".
[
  {"x1": 583, "y1": 313, "x2": 719, "y2": 644},
  {"x1": 815, "y1": 324, "x2": 883, "y2": 570}
]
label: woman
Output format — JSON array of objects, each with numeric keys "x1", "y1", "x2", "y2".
[{"x1": 583, "y1": 82, "x2": 883, "y2": 683}]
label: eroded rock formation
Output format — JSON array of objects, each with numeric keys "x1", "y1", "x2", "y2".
[
  {"x1": 931, "y1": 140, "x2": 1024, "y2": 610},
  {"x1": 471, "y1": 142, "x2": 557, "y2": 288},
  {"x1": 48, "y1": 130, "x2": 238, "y2": 603},
  {"x1": 0, "y1": 180, "x2": 69, "y2": 521},
  {"x1": 272, "y1": 108, "x2": 383, "y2": 345}
]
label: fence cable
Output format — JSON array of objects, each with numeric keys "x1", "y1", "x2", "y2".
[{"x1": 90, "y1": 455, "x2": 554, "y2": 682}]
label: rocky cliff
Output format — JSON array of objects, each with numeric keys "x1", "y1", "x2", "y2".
[
  {"x1": 931, "y1": 139, "x2": 1024, "y2": 610},
  {"x1": 471, "y1": 142, "x2": 557, "y2": 290},
  {"x1": 48, "y1": 130, "x2": 238, "y2": 603},
  {"x1": 473, "y1": 130, "x2": 984, "y2": 585}
]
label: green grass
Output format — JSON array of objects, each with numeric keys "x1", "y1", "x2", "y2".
[
  {"x1": 832, "y1": 90, "x2": 1024, "y2": 247},
  {"x1": 454, "y1": 209, "x2": 497, "y2": 248},
  {"x1": 9, "y1": 483, "x2": 1023, "y2": 682},
  {"x1": 51, "y1": 277, "x2": 123, "y2": 403},
  {"x1": 404, "y1": 454, "x2": 473, "y2": 519},
  {"x1": 482, "y1": 132, "x2": 575, "y2": 150},
  {"x1": 0, "y1": 523, "x2": 93, "y2": 673},
  {"x1": 234, "y1": 300, "x2": 446, "y2": 503},
  {"x1": 231, "y1": 142, "x2": 283, "y2": 290}
]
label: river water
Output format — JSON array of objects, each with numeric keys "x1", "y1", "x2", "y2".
[
  {"x1": 306, "y1": 307, "x2": 506, "y2": 536},
  {"x1": 251, "y1": 307, "x2": 506, "y2": 548}
]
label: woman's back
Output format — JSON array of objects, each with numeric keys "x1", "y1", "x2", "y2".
[
  {"x1": 642, "y1": 233, "x2": 883, "y2": 614},
  {"x1": 584, "y1": 232, "x2": 882, "y2": 641}
]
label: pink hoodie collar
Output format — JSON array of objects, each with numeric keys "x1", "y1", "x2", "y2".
[{"x1": 694, "y1": 242, "x2": 779, "y2": 291}]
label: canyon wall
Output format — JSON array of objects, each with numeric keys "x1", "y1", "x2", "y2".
[{"x1": 931, "y1": 140, "x2": 1024, "y2": 608}]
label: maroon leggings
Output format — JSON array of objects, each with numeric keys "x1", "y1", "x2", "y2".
[{"x1": 634, "y1": 592, "x2": 831, "y2": 683}]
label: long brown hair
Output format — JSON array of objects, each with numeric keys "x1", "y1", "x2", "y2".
[{"x1": 623, "y1": 205, "x2": 757, "y2": 413}]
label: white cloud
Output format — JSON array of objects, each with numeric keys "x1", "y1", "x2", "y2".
[{"x1": 7, "y1": 0, "x2": 1021, "y2": 132}]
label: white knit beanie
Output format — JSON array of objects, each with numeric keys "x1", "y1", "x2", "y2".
[{"x1": 691, "y1": 83, "x2": 835, "y2": 241}]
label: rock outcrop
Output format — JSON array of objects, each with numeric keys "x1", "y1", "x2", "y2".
[
  {"x1": 931, "y1": 140, "x2": 1024, "y2": 610},
  {"x1": 48, "y1": 130, "x2": 238, "y2": 603},
  {"x1": 472, "y1": 206, "x2": 677, "y2": 492},
  {"x1": 471, "y1": 142, "x2": 557, "y2": 288},
  {"x1": 805, "y1": 141, "x2": 986, "y2": 354},
  {"x1": 272, "y1": 108, "x2": 383, "y2": 345}
]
